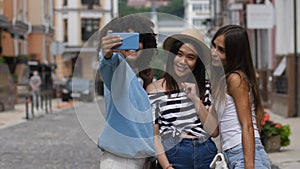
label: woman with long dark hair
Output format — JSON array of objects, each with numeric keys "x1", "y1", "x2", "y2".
[
  {"x1": 147, "y1": 29, "x2": 219, "y2": 169},
  {"x1": 211, "y1": 25, "x2": 271, "y2": 169}
]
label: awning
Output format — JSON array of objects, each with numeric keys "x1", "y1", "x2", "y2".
[
  {"x1": 273, "y1": 56, "x2": 286, "y2": 76},
  {"x1": 8, "y1": 28, "x2": 25, "y2": 39},
  {"x1": 63, "y1": 53, "x2": 78, "y2": 61},
  {"x1": 5, "y1": 20, "x2": 28, "y2": 39}
]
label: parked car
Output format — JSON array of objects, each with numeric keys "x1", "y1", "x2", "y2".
[{"x1": 61, "y1": 77, "x2": 95, "y2": 102}]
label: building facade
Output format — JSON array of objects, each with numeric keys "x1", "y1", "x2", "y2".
[
  {"x1": 184, "y1": 0, "x2": 211, "y2": 33},
  {"x1": 0, "y1": 0, "x2": 55, "y2": 109},
  {"x1": 127, "y1": 0, "x2": 170, "y2": 8},
  {"x1": 53, "y1": 0, "x2": 118, "y2": 81}
]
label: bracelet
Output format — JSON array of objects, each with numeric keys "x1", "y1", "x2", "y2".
[{"x1": 165, "y1": 164, "x2": 172, "y2": 169}]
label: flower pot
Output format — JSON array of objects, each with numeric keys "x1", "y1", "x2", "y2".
[{"x1": 263, "y1": 135, "x2": 281, "y2": 152}]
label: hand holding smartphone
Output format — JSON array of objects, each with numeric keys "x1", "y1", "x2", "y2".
[{"x1": 108, "y1": 32, "x2": 140, "y2": 50}]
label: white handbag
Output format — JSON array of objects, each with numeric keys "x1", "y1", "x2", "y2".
[{"x1": 209, "y1": 153, "x2": 229, "y2": 169}]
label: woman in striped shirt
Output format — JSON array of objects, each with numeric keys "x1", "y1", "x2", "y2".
[{"x1": 147, "y1": 29, "x2": 219, "y2": 169}]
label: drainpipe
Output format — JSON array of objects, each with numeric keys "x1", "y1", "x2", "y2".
[
  {"x1": 293, "y1": 0, "x2": 298, "y2": 117},
  {"x1": 23, "y1": 0, "x2": 28, "y2": 54},
  {"x1": 13, "y1": 0, "x2": 18, "y2": 56},
  {"x1": 249, "y1": 0, "x2": 258, "y2": 68}
]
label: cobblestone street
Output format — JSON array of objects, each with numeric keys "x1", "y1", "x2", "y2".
[{"x1": 0, "y1": 106, "x2": 102, "y2": 169}]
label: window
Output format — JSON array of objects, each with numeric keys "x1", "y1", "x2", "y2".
[
  {"x1": 81, "y1": 0, "x2": 88, "y2": 4},
  {"x1": 0, "y1": 0, "x2": 3, "y2": 15},
  {"x1": 64, "y1": 19, "x2": 68, "y2": 42},
  {"x1": 192, "y1": 3, "x2": 209, "y2": 12},
  {"x1": 81, "y1": 19, "x2": 100, "y2": 41},
  {"x1": 95, "y1": 0, "x2": 100, "y2": 5},
  {"x1": 81, "y1": 0, "x2": 99, "y2": 5},
  {"x1": 192, "y1": 4, "x2": 202, "y2": 11},
  {"x1": 193, "y1": 19, "x2": 202, "y2": 27},
  {"x1": 63, "y1": 0, "x2": 67, "y2": 6}
]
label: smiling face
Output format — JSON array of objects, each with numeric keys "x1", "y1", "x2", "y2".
[
  {"x1": 119, "y1": 29, "x2": 144, "y2": 65},
  {"x1": 211, "y1": 35, "x2": 226, "y2": 67},
  {"x1": 173, "y1": 43, "x2": 198, "y2": 81},
  {"x1": 121, "y1": 42, "x2": 143, "y2": 63}
]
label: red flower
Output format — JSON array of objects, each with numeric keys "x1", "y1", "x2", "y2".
[
  {"x1": 275, "y1": 124, "x2": 281, "y2": 129},
  {"x1": 262, "y1": 113, "x2": 270, "y2": 125}
]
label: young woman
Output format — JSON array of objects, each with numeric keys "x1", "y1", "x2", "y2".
[
  {"x1": 147, "y1": 29, "x2": 219, "y2": 169},
  {"x1": 211, "y1": 25, "x2": 271, "y2": 169},
  {"x1": 98, "y1": 14, "x2": 157, "y2": 169}
]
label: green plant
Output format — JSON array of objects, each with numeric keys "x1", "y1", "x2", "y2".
[
  {"x1": 261, "y1": 113, "x2": 291, "y2": 147},
  {"x1": 0, "y1": 57, "x2": 5, "y2": 63},
  {"x1": 18, "y1": 54, "x2": 29, "y2": 60}
]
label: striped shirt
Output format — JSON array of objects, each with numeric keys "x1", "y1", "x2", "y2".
[{"x1": 148, "y1": 81, "x2": 212, "y2": 138}]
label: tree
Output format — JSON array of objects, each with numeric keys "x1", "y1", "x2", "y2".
[
  {"x1": 119, "y1": 0, "x2": 184, "y2": 18},
  {"x1": 157, "y1": 0, "x2": 184, "y2": 18}
]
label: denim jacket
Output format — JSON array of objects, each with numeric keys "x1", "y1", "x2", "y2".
[{"x1": 98, "y1": 51, "x2": 155, "y2": 157}]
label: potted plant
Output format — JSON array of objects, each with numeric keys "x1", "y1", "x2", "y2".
[{"x1": 261, "y1": 113, "x2": 291, "y2": 152}]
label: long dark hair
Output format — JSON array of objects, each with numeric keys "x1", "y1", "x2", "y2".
[
  {"x1": 163, "y1": 39, "x2": 206, "y2": 100},
  {"x1": 211, "y1": 25, "x2": 263, "y2": 130}
]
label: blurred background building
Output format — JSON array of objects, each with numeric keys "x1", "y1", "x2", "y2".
[
  {"x1": 211, "y1": 0, "x2": 300, "y2": 118},
  {"x1": 0, "y1": 0, "x2": 55, "y2": 110},
  {"x1": 0, "y1": 0, "x2": 117, "y2": 110}
]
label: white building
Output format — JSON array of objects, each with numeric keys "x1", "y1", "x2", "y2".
[{"x1": 184, "y1": 0, "x2": 211, "y2": 33}]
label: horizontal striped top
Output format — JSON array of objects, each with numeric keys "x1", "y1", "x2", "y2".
[{"x1": 148, "y1": 81, "x2": 211, "y2": 138}]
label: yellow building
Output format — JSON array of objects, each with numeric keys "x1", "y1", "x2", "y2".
[{"x1": 0, "y1": 0, "x2": 55, "y2": 107}]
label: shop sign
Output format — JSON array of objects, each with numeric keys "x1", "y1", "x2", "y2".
[{"x1": 247, "y1": 4, "x2": 275, "y2": 29}]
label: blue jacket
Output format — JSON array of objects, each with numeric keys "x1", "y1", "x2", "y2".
[{"x1": 98, "y1": 51, "x2": 155, "y2": 157}]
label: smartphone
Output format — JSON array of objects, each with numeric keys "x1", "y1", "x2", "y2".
[{"x1": 108, "y1": 32, "x2": 140, "y2": 50}]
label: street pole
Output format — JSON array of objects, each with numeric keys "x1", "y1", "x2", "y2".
[
  {"x1": 214, "y1": 0, "x2": 217, "y2": 27},
  {"x1": 293, "y1": 0, "x2": 298, "y2": 117},
  {"x1": 151, "y1": 0, "x2": 158, "y2": 34}
]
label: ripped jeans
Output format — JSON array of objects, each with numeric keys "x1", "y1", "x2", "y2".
[{"x1": 223, "y1": 138, "x2": 271, "y2": 169}]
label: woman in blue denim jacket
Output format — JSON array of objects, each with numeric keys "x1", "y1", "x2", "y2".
[{"x1": 97, "y1": 14, "x2": 157, "y2": 169}]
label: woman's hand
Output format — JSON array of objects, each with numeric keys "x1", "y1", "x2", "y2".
[
  {"x1": 181, "y1": 82, "x2": 198, "y2": 102},
  {"x1": 101, "y1": 30, "x2": 122, "y2": 59},
  {"x1": 182, "y1": 82, "x2": 219, "y2": 137}
]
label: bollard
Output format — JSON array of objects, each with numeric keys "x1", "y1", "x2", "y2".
[
  {"x1": 40, "y1": 92, "x2": 43, "y2": 110},
  {"x1": 45, "y1": 92, "x2": 48, "y2": 114},
  {"x1": 25, "y1": 96, "x2": 30, "y2": 120},
  {"x1": 49, "y1": 92, "x2": 52, "y2": 113},
  {"x1": 31, "y1": 95, "x2": 34, "y2": 118}
]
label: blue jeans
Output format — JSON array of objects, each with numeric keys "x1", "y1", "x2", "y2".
[
  {"x1": 158, "y1": 136, "x2": 218, "y2": 169},
  {"x1": 224, "y1": 138, "x2": 271, "y2": 169}
]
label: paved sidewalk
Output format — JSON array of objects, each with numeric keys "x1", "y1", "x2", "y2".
[
  {"x1": 0, "y1": 98, "x2": 75, "y2": 129},
  {"x1": 265, "y1": 109, "x2": 300, "y2": 169}
]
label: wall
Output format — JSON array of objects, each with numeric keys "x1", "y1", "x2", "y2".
[
  {"x1": 1, "y1": 31, "x2": 14, "y2": 56},
  {"x1": 27, "y1": 34, "x2": 43, "y2": 61},
  {"x1": 27, "y1": 0, "x2": 42, "y2": 25}
]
